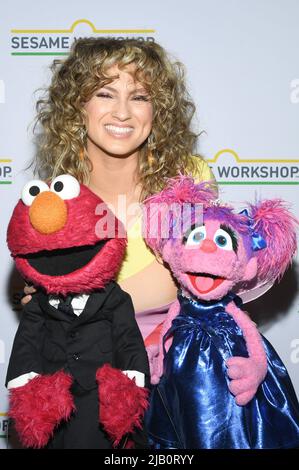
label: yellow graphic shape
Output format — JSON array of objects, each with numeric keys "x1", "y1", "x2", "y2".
[
  {"x1": 207, "y1": 148, "x2": 299, "y2": 164},
  {"x1": 0, "y1": 159, "x2": 12, "y2": 163},
  {"x1": 11, "y1": 19, "x2": 155, "y2": 34}
]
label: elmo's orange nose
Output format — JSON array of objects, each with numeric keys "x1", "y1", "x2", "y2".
[
  {"x1": 29, "y1": 191, "x2": 67, "y2": 234},
  {"x1": 200, "y1": 239, "x2": 217, "y2": 253}
]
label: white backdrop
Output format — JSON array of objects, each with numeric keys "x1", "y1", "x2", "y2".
[{"x1": 0, "y1": 0, "x2": 298, "y2": 447}]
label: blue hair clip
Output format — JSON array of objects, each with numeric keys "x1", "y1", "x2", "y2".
[{"x1": 239, "y1": 209, "x2": 267, "y2": 252}]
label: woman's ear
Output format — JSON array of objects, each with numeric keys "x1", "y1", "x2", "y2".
[{"x1": 243, "y1": 257, "x2": 258, "y2": 281}]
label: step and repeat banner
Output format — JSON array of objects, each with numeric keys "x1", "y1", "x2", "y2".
[{"x1": 0, "y1": 0, "x2": 298, "y2": 447}]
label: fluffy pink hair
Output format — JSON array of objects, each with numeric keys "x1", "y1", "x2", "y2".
[
  {"x1": 249, "y1": 199, "x2": 298, "y2": 282},
  {"x1": 144, "y1": 176, "x2": 217, "y2": 254},
  {"x1": 144, "y1": 176, "x2": 298, "y2": 285}
]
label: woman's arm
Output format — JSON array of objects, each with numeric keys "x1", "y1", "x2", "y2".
[{"x1": 150, "y1": 299, "x2": 180, "y2": 384}]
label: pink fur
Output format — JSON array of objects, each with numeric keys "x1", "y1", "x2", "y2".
[
  {"x1": 96, "y1": 364, "x2": 149, "y2": 447},
  {"x1": 225, "y1": 301, "x2": 267, "y2": 405},
  {"x1": 145, "y1": 176, "x2": 217, "y2": 207},
  {"x1": 144, "y1": 177, "x2": 217, "y2": 254},
  {"x1": 249, "y1": 199, "x2": 298, "y2": 282},
  {"x1": 9, "y1": 371, "x2": 75, "y2": 448},
  {"x1": 144, "y1": 177, "x2": 297, "y2": 405},
  {"x1": 162, "y1": 218, "x2": 255, "y2": 301},
  {"x1": 146, "y1": 344, "x2": 159, "y2": 383}
]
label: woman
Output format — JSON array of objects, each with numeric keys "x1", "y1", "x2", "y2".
[{"x1": 22, "y1": 37, "x2": 216, "y2": 352}]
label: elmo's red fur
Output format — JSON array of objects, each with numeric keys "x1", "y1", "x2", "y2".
[{"x1": 96, "y1": 364, "x2": 148, "y2": 447}]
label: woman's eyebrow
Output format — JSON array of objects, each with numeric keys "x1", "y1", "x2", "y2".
[
  {"x1": 100, "y1": 85, "x2": 148, "y2": 94},
  {"x1": 100, "y1": 85, "x2": 117, "y2": 92}
]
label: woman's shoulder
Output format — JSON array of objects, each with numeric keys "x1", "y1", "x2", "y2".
[{"x1": 188, "y1": 154, "x2": 217, "y2": 186}]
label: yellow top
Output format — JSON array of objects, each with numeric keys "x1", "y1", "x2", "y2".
[{"x1": 115, "y1": 155, "x2": 216, "y2": 342}]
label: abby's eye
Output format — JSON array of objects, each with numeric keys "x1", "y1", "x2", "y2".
[
  {"x1": 213, "y1": 228, "x2": 233, "y2": 251},
  {"x1": 50, "y1": 174, "x2": 80, "y2": 200},
  {"x1": 184, "y1": 225, "x2": 206, "y2": 246},
  {"x1": 21, "y1": 180, "x2": 49, "y2": 206}
]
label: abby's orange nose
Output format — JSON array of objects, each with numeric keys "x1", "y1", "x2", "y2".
[
  {"x1": 29, "y1": 191, "x2": 67, "y2": 234},
  {"x1": 200, "y1": 239, "x2": 217, "y2": 253}
]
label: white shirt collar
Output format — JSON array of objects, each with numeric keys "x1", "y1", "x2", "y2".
[{"x1": 48, "y1": 294, "x2": 90, "y2": 316}]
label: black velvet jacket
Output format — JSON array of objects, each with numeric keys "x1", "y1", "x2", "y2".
[{"x1": 6, "y1": 281, "x2": 149, "y2": 390}]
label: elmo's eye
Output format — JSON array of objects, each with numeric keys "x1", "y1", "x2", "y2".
[
  {"x1": 184, "y1": 225, "x2": 206, "y2": 246},
  {"x1": 213, "y1": 228, "x2": 233, "y2": 251},
  {"x1": 21, "y1": 180, "x2": 49, "y2": 206},
  {"x1": 50, "y1": 174, "x2": 80, "y2": 200}
]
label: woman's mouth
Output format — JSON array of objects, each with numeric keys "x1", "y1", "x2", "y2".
[
  {"x1": 104, "y1": 124, "x2": 134, "y2": 138},
  {"x1": 187, "y1": 273, "x2": 226, "y2": 294}
]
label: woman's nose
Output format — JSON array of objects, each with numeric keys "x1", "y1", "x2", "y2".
[
  {"x1": 29, "y1": 191, "x2": 67, "y2": 234},
  {"x1": 200, "y1": 239, "x2": 217, "y2": 253},
  {"x1": 111, "y1": 98, "x2": 131, "y2": 121}
]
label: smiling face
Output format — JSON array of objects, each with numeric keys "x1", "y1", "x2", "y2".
[
  {"x1": 84, "y1": 64, "x2": 153, "y2": 158},
  {"x1": 162, "y1": 218, "x2": 258, "y2": 301}
]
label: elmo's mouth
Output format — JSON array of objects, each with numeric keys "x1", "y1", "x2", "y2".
[
  {"x1": 18, "y1": 239, "x2": 109, "y2": 276},
  {"x1": 187, "y1": 272, "x2": 226, "y2": 294}
]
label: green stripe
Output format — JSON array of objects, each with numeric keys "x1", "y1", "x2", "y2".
[
  {"x1": 219, "y1": 181, "x2": 299, "y2": 185},
  {"x1": 0, "y1": 181, "x2": 12, "y2": 184},
  {"x1": 11, "y1": 52, "x2": 69, "y2": 56}
]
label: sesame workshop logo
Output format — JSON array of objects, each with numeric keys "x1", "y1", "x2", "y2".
[
  {"x1": 10, "y1": 18, "x2": 155, "y2": 56},
  {"x1": 207, "y1": 149, "x2": 299, "y2": 185},
  {"x1": 0, "y1": 159, "x2": 12, "y2": 185}
]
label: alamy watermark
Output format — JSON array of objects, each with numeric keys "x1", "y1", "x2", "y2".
[
  {"x1": 290, "y1": 338, "x2": 299, "y2": 364},
  {"x1": 94, "y1": 197, "x2": 204, "y2": 240},
  {"x1": 290, "y1": 78, "x2": 299, "y2": 104}
]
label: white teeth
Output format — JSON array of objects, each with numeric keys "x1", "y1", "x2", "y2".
[{"x1": 105, "y1": 125, "x2": 133, "y2": 134}]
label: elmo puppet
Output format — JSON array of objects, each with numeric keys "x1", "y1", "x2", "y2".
[{"x1": 6, "y1": 174, "x2": 149, "y2": 449}]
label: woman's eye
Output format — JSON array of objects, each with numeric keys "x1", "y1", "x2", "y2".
[
  {"x1": 96, "y1": 92, "x2": 113, "y2": 98},
  {"x1": 213, "y1": 228, "x2": 233, "y2": 251},
  {"x1": 184, "y1": 225, "x2": 206, "y2": 246},
  {"x1": 50, "y1": 174, "x2": 80, "y2": 200},
  {"x1": 133, "y1": 95, "x2": 150, "y2": 102}
]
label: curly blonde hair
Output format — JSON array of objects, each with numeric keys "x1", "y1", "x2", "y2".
[{"x1": 33, "y1": 37, "x2": 203, "y2": 200}]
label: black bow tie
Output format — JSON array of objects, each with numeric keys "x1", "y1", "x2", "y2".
[{"x1": 57, "y1": 295, "x2": 75, "y2": 315}]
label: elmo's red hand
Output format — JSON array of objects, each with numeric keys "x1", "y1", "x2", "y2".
[
  {"x1": 96, "y1": 364, "x2": 148, "y2": 447},
  {"x1": 9, "y1": 371, "x2": 75, "y2": 448}
]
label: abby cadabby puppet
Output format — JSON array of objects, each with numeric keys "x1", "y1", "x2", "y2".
[{"x1": 144, "y1": 176, "x2": 299, "y2": 449}]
